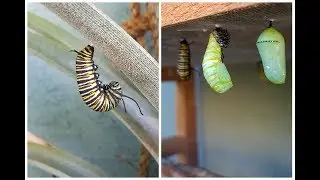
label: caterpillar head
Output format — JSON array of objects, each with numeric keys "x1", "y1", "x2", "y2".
[
  {"x1": 212, "y1": 27, "x2": 230, "y2": 48},
  {"x1": 109, "y1": 81, "x2": 121, "y2": 90},
  {"x1": 85, "y1": 44, "x2": 94, "y2": 53}
]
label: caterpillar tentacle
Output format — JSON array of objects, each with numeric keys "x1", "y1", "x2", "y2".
[
  {"x1": 121, "y1": 94, "x2": 144, "y2": 115},
  {"x1": 121, "y1": 98, "x2": 127, "y2": 113}
]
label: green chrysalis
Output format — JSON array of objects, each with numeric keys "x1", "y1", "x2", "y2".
[
  {"x1": 256, "y1": 21, "x2": 286, "y2": 84},
  {"x1": 202, "y1": 27, "x2": 233, "y2": 94}
]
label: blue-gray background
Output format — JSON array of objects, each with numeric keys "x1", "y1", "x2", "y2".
[{"x1": 28, "y1": 3, "x2": 158, "y2": 177}]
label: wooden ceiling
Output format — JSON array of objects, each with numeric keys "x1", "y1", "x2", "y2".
[{"x1": 161, "y1": 3, "x2": 292, "y2": 68}]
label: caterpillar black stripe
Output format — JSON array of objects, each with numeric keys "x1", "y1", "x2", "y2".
[
  {"x1": 177, "y1": 39, "x2": 200, "y2": 80},
  {"x1": 70, "y1": 45, "x2": 143, "y2": 115}
]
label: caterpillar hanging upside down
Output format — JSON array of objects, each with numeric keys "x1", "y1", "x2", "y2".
[
  {"x1": 177, "y1": 39, "x2": 201, "y2": 81},
  {"x1": 202, "y1": 27, "x2": 233, "y2": 94},
  {"x1": 70, "y1": 45, "x2": 143, "y2": 115},
  {"x1": 256, "y1": 21, "x2": 286, "y2": 84}
]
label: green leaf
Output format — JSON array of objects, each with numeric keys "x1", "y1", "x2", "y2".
[{"x1": 28, "y1": 142, "x2": 108, "y2": 177}]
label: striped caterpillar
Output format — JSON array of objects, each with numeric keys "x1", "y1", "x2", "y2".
[
  {"x1": 70, "y1": 45, "x2": 143, "y2": 115},
  {"x1": 177, "y1": 39, "x2": 200, "y2": 80}
]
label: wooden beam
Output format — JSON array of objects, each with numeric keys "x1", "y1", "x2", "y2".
[
  {"x1": 175, "y1": 78, "x2": 198, "y2": 166},
  {"x1": 161, "y1": 2, "x2": 259, "y2": 27},
  {"x1": 162, "y1": 66, "x2": 179, "y2": 81},
  {"x1": 161, "y1": 136, "x2": 187, "y2": 158}
]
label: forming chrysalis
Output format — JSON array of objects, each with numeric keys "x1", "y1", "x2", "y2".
[{"x1": 202, "y1": 27, "x2": 233, "y2": 93}]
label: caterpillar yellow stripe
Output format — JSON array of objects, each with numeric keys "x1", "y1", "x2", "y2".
[
  {"x1": 202, "y1": 28, "x2": 233, "y2": 94},
  {"x1": 177, "y1": 39, "x2": 192, "y2": 80},
  {"x1": 70, "y1": 45, "x2": 144, "y2": 115}
]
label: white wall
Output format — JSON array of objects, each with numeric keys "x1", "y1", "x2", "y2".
[{"x1": 197, "y1": 62, "x2": 292, "y2": 177}]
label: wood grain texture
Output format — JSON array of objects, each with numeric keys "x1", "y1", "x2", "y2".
[
  {"x1": 161, "y1": 2, "x2": 259, "y2": 27},
  {"x1": 42, "y1": 2, "x2": 159, "y2": 110}
]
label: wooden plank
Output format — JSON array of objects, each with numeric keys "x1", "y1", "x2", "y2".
[
  {"x1": 162, "y1": 66, "x2": 179, "y2": 81},
  {"x1": 175, "y1": 78, "x2": 198, "y2": 165},
  {"x1": 161, "y1": 2, "x2": 259, "y2": 27}
]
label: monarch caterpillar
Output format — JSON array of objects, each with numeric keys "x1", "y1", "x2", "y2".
[
  {"x1": 202, "y1": 27, "x2": 233, "y2": 94},
  {"x1": 70, "y1": 45, "x2": 143, "y2": 115},
  {"x1": 177, "y1": 39, "x2": 200, "y2": 80},
  {"x1": 256, "y1": 21, "x2": 286, "y2": 84}
]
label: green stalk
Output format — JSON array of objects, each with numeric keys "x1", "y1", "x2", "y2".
[{"x1": 28, "y1": 142, "x2": 108, "y2": 177}]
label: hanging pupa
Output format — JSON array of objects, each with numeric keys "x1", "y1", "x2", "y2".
[
  {"x1": 202, "y1": 27, "x2": 233, "y2": 94},
  {"x1": 256, "y1": 21, "x2": 286, "y2": 84}
]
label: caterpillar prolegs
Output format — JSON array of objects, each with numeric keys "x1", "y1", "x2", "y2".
[
  {"x1": 256, "y1": 21, "x2": 286, "y2": 84},
  {"x1": 202, "y1": 27, "x2": 233, "y2": 94}
]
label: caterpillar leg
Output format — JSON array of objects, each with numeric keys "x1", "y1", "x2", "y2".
[{"x1": 93, "y1": 64, "x2": 98, "y2": 71}]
